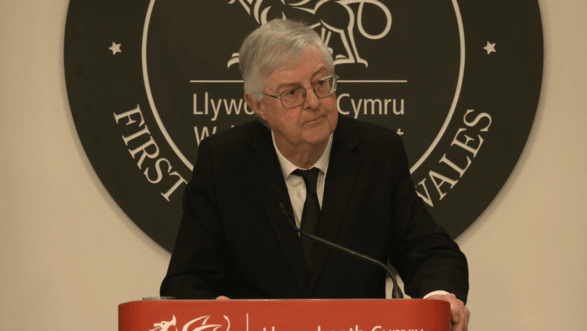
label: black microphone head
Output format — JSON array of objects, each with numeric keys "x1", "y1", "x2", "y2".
[{"x1": 264, "y1": 181, "x2": 284, "y2": 204}]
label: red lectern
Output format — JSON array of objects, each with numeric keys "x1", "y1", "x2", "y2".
[{"x1": 119, "y1": 299, "x2": 450, "y2": 331}]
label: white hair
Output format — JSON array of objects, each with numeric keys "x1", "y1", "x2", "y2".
[{"x1": 239, "y1": 19, "x2": 335, "y2": 102}]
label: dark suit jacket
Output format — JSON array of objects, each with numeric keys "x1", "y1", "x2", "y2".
[{"x1": 161, "y1": 115, "x2": 468, "y2": 302}]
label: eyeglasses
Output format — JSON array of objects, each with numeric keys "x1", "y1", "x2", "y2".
[{"x1": 264, "y1": 74, "x2": 339, "y2": 109}]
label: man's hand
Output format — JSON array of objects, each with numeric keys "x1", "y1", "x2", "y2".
[{"x1": 425, "y1": 293, "x2": 470, "y2": 331}]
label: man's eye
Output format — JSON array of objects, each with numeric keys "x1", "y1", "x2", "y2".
[
  {"x1": 286, "y1": 89, "x2": 297, "y2": 96},
  {"x1": 316, "y1": 80, "x2": 325, "y2": 86}
]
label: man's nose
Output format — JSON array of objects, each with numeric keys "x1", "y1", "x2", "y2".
[{"x1": 302, "y1": 87, "x2": 320, "y2": 110}]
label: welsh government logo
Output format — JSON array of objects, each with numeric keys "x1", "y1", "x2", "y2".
[
  {"x1": 64, "y1": 0, "x2": 543, "y2": 251},
  {"x1": 226, "y1": 0, "x2": 392, "y2": 68},
  {"x1": 150, "y1": 315, "x2": 230, "y2": 331}
]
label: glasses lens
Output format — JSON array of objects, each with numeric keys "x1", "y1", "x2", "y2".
[
  {"x1": 281, "y1": 87, "x2": 304, "y2": 108},
  {"x1": 280, "y1": 75, "x2": 338, "y2": 108},
  {"x1": 315, "y1": 76, "x2": 336, "y2": 98}
]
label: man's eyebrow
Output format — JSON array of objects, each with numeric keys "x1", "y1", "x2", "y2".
[
  {"x1": 275, "y1": 66, "x2": 329, "y2": 91},
  {"x1": 275, "y1": 82, "x2": 300, "y2": 91},
  {"x1": 311, "y1": 66, "x2": 329, "y2": 80}
]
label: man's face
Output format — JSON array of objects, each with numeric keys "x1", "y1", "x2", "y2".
[{"x1": 248, "y1": 47, "x2": 338, "y2": 149}]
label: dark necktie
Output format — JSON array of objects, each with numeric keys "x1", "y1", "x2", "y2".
[{"x1": 293, "y1": 168, "x2": 321, "y2": 272}]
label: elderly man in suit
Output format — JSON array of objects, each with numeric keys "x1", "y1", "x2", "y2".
[{"x1": 161, "y1": 19, "x2": 470, "y2": 330}]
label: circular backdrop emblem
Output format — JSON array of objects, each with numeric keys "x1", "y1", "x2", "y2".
[{"x1": 64, "y1": 0, "x2": 543, "y2": 251}]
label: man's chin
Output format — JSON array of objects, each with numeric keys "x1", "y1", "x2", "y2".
[{"x1": 303, "y1": 129, "x2": 331, "y2": 146}]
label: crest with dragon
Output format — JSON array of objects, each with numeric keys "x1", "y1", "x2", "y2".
[{"x1": 227, "y1": 0, "x2": 392, "y2": 68}]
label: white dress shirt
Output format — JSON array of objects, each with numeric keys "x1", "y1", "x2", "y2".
[{"x1": 271, "y1": 131, "x2": 333, "y2": 229}]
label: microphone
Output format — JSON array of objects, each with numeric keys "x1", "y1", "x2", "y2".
[{"x1": 264, "y1": 181, "x2": 404, "y2": 299}]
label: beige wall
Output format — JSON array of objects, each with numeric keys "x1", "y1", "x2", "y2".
[{"x1": 1, "y1": 0, "x2": 586, "y2": 329}]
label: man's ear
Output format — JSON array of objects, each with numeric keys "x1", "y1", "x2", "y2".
[{"x1": 245, "y1": 93, "x2": 266, "y2": 120}]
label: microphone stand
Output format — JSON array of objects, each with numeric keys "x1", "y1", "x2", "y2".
[{"x1": 265, "y1": 182, "x2": 404, "y2": 299}]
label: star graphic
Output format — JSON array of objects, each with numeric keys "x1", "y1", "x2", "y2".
[
  {"x1": 483, "y1": 41, "x2": 496, "y2": 55},
  {"x1": 109, "y1": 42, "x2": 122, "y2": 55}
]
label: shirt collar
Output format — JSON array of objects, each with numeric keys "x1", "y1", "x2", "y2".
[{"x1": 272, "y1": 131, "x2": 333, "y2": 179}]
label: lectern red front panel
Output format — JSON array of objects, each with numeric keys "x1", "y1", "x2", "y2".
[{"x1": 119, "y1": 299, "x2": 450, "y2": 331}]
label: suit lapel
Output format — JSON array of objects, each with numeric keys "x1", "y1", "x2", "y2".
[
  {"x1": 244, "y1": 121, "x2": 310, "y2": 295},
  {"x1": 307, "y1": 117, "x2": 362, "y2": 295}
]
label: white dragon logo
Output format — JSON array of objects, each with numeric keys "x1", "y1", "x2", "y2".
[
  {"x1": 150, "y1": 315, "x2": 231, "y2": 331},
  {"x1": 227, "y1": 0, "x2": 392, "y2": 68}
]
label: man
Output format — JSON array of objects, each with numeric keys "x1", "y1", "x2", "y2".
[{"x1": 161, "y1": 19, "x2": 470, "y2": 330}]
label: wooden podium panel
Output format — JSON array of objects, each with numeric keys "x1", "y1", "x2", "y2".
[{"x1": 119, "y1": 299, "x2": 450, "y2": 331}]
